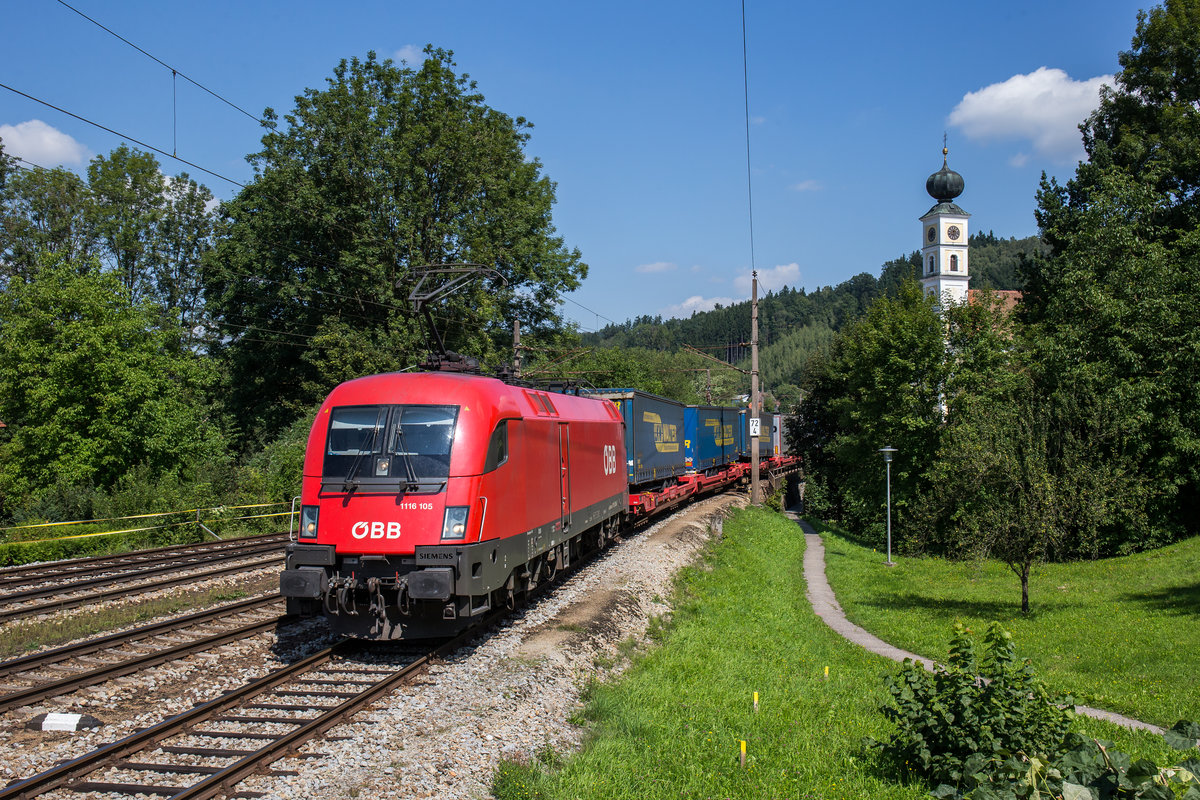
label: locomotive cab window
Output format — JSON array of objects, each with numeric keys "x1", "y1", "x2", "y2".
[
  {"x1": 324, "y1": 404, "x2": 458, "y2": 488},
  {"x1": 327, "y1": 406, "x2": 387, "y2": 456},
  {"x1": 483, "y1": 420, "x2": 510, "y2": 473}
]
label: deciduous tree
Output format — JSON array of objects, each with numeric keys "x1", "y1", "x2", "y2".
[
  {"x1": 1021, "y1": 0, "x2": 1200, "y2": 543},
  {"x1": 794, "y1": 281, "x2": 947, "y2": 535},
  {"x1": 205, "y1": 47, "x2": 587, "y2": 446},
  {"x1": 0, "y1": 255, "x2": 225, "y2": 515},
  {"x1": 0, "y1": 164, "x2": 99, "y2": 288}
]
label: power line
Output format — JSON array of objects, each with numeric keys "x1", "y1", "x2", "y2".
[
  {"x1": 559, "y1": 294, "x2": 617, "y2": 326},
  {"x1": 0, "y1": 80, "x2": 246, "y2": 189},
  {"x1": 10, "y1": 155, "x2": 56, "y2": 172},
  {"x1": 55, "y1": 0, "x2": 267, "y2": 128},
  {"x1": 741, "y1": 0, "x2": 757, "y2": 275}
]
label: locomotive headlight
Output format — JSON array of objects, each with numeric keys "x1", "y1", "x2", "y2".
[
  {"x1": 441, "y1": 506, "x2": 469, "y2": 540},
  {"x1": 300, "y1": 505, "x2": 319, "y2": 539}
]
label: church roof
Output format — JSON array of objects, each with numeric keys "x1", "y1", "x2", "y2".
[
  {"x1": 926, "y1": 147, "x2": 965, "y2": 203},
  {"x1": 968, "y1": 289, "x2": 1022, "y2": 314},
  {"x1": 921, "y1": 201, "x2": 971, "y2": 218}
]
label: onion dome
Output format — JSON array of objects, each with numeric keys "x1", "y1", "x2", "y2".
[{"x1": 926, "y1": 147, "x2": 964, "y2": 202}]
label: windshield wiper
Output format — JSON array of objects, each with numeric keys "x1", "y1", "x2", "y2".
[
  {"x1": 343, "y1": 408, "x2": 387, "y2": 492},
  {"x1": 393, "y1": 424, "x2": 420, "y2": 489}
]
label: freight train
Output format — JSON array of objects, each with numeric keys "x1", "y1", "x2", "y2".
[{"x1": 279, "y1": 371, "x2": 799, "y2": 640}]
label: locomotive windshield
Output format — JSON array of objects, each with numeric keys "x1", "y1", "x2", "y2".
[{"x1": 324, "y1": 404, "x2": 458, "y2": 490}]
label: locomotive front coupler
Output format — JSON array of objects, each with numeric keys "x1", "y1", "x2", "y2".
[{"x1": 325, "y1": 573, "x2": 363, "y2": 616}]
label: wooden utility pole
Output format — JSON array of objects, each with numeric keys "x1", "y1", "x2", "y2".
[
  {"x1": 751, "y1": 271, "x2": 761, "y2": 505},
  {"x1": 512, "y1": 319, "x2": 521, "y2": 379}
]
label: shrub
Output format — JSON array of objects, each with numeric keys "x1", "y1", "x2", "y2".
[{"x1": 873, "y1": 622, "x2": 1075, "y2": 793}]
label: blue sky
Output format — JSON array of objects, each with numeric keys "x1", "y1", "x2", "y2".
[{"x1": 1, "y1": 0, "x2": 1146, "y2": 331}]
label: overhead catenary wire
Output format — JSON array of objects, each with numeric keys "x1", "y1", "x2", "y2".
[
  {"x1": 559, "y1": 294, "x2": 618, "y2": 327},
  {"x1": 0, "y1": 80, "x2": 246, "y2": 189},
  {"x1": 54, "y1": 0, "x2": 268, "y2": 128},
  {"x1": 741, "y1": 0, "x2": 757, "y2": 274}
]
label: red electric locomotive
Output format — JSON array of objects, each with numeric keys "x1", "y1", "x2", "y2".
[{"x1": 280, "y1": 371, "x2": 628, "y2": 640}]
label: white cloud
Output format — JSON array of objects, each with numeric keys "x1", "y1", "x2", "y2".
[
  {"x1": 734, "y1": 263, "x2": 800, "y2": 294},
  {"x1": 790, "y1": 179, "x2": 822, "y2": 192},
  {"x1": 635, "y1": 261, "x2": 677, "y2": 274},
  {"x1": 949, "y1": 67, "x2": 1112, "y2": 164},
  {"x1": 394, "y1": 45, "x2": 421, "y2": 64},
  {"x1": 660, "y1": 295, "x2": 736, "y2": 319},
  {"x1": 660, "y1": 263, "x2": 801, "y2": 318},
  {"x1": 0, "y1": 119, "x2": 87, "y2": 166}
]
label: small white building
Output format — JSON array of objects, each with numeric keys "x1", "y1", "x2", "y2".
[{"x1": 920, "y1": 148, "x2": 970, "y2": 308}]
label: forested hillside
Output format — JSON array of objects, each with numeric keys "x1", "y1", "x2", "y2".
[{"x1": 578, "y1": 233, "x2": 1037, "y2": 408}]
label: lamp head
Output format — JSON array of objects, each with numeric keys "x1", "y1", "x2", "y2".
[{"x1": 878, "y1": 446, "x2": 897, "y2": 463}]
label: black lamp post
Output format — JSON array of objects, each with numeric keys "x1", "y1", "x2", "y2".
[{"x1": 878, "y1": 446, "x2": 897, "y2": 566}]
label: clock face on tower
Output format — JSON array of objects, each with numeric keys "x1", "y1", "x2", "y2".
[
  {"x1": 947, "y1": 225, "x2": 961, "y2": 241},
  {"x1": 926, "y1": 226, "x2": 936, "y2": 243}
]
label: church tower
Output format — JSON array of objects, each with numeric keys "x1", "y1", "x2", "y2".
[{"x1": 920, "y1": 148, "x2": 969, "y2": 307}]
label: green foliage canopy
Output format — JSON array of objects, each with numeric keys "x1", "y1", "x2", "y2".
[
  {"x1": 794, "y1": 281, "x2": 947, "y2": 532},
  {"x1": 1022, "y1": 0, "x2": 1200, "y2": 541},
  {"x1": 0, "y1": 255, "x2": 225, "y2": 514},
  {"x1": 205, "y1": 47, "x2": 587, "y2": 446}
]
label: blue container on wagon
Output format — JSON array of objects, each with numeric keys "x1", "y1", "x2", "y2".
[
  {"x1": 738, "y1": 410, "x2": 774, "y2": 458},
  {"x1": 722, "y1": 406, "x2": 744, "y2": 461},
  {"x1": 684, "y1": 406, "x2": 722, "y2": 472},
  {"x1": 585, "y1": 389, "x2": 687, "y2": 486},
  {"x1": 684, "y1": 406, "x2": 740, "y2": 472}
]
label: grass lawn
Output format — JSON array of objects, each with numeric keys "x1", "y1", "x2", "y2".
[
  {"x1": 814, "y1": 520, "x2": 1200, "y2": 729},
  {"x1": 492, "y1": 507, "x2": 1183, "y2": 800}
]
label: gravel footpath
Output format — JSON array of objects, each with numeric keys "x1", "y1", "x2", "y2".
[{"x1": 240, "y1": 493, "x2": 745, "y2": 800}]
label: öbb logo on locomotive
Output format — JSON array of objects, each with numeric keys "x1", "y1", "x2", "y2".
[
  {"x1": 351, "y1": 521, "x2": 402, "y2": 539},
  {"x1": 603, "y1": 444, "x2": 618, "y2": 476}
]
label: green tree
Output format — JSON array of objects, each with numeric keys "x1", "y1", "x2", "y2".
[
  {"x1": 88, "y1": 145, "x2": 167, "y2": 303},
  {"x1": 794, "y1": 281, "x2": 947, "y2": 535},
  {"x1": 915, "y1": 365, "x2": 1151, "y2": 612},
  {"x1": 158, "y1": 172, "x2": 216, "y2": 335},
  {"x1": 1021, "y1": 0, "x2": 1200, "y2": 543},
  {"x1": 0, "y1": 164, "x2": 99, "y2": 288},
  {"x1": 0, "y1": 138, "x2": 12, "y2": 186},
  {"x1": 0, "y1": 255, "x2": 225, "y2": 515},
  {"x1": 205, "y1": 47, "x2": 587, "y2": 446}
]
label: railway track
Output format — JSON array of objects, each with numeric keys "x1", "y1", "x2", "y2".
[
  {"x1": 0, "y1": 534, "x2": 289, "y2": 592},
  {"x1": 0, "y1": 595, "x2": 287, "y2": 714},
  {"x1": 0, "y1": 630, "x2": 479, "y2": 800},
  {"x1": 0, "y1": 535, "x2": 288, "y2": 625}
]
